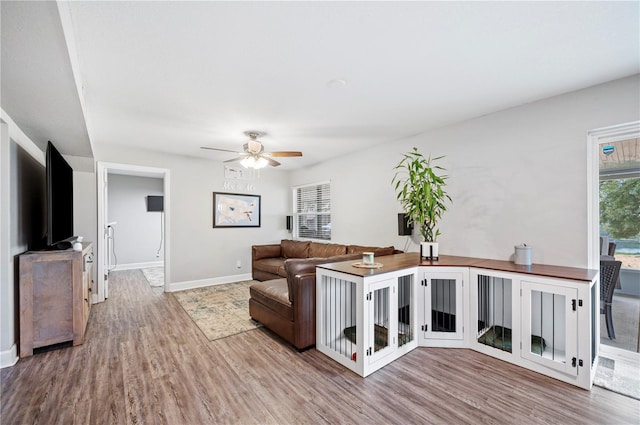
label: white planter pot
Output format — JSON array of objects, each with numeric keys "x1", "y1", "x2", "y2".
[{"x1": 420, "y1": 242, "x2": 439, "y2": 260}]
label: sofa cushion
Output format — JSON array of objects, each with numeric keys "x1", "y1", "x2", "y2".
[
  {"x1": 252, "y1": 244, "x2": 282, "y2": 261},
  {"x1": 281, "y1": 239, "x2": 310, "y2": 258},
  {"x1": 249, "y1": 279, "x2": 293, "y2": 321},
  {"x1": 347, "y1": 245, "x2": 395, "y2": 256},
  {"x1": 309, "y1": 242, "x2": 347, "y2": 258},
  {"x1": 253, "y1": 257, "x2": 287, "y2": 277}
]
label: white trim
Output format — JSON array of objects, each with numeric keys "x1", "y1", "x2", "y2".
[
  {"x1": 111, "y1": 261, "x2": 164, "y2": 271},
  {"x1": 168, "y1": 273, "x2": 253, "y2": 292},
  {"x1": 0, "y1": 111, "x2": 45, "y2": 165},
  {"x1": 586, "y1": 121, "x2": 640, "y2": 269},
  {"x1": 0, "y1": 344, "x2": 18, "y2": 369},
  {"x1": 97, "y1": 162, "x2": 170, "y2": 302},
  {"x1": 0, "y1": 122, "x2": 16, "y2": 369}
]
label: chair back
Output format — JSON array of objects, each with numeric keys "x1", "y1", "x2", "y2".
[
  {"x1": 607, "y1": 242, "x2": 617, "y2": 257},
  {"x1": 600, "y1": 260, "x2": 622, "y2": 305}
]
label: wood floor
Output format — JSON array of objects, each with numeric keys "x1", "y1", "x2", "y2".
[{"x1": 2, "y1": 270, "x2": 639, "y2": 424}]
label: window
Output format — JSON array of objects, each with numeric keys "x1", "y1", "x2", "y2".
[
  {"x1": 599, "y1": 138, "x2": 640, "y2": 274},
  {"x1": 293, "y1": 181, "x2": 331, "y2": 240}
]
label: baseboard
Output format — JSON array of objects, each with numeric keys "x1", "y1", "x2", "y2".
[
  {"x1": 112, "y1": 261, "x2": 164, "y2": 271},
  {"x1": 169, "y1": 273, "x2": 253, "y2": 292},
  {"x1": 0, "y1": 344, "x2": 18, "y2": 369}
]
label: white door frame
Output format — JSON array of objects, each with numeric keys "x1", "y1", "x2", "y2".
[
  {"x1": 586, "y1": 121, "x2": 640, "y2": 269},
  {"x1": 96, "y1": 161, "x2": 170, "y2": 302}
]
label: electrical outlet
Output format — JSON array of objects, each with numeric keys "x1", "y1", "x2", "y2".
[{"x1": 236, "y1": 260, "x2": 242, "y2": 269}]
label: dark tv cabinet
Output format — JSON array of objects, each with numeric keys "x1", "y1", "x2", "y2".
[{"x1": 18, "y1": 242, "x2": 94, "y2": 357}]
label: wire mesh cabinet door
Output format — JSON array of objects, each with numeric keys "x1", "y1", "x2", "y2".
[
  {"x1": 521, "y1": 280, "x2": 578, "y2": 376},
  {"x1": 419, "y1": 269, "x2": 465, "y2": 343}
]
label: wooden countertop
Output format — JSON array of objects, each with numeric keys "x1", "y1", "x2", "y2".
[
  {"x1": 318, "y1": 252, "x2": 422, "y2": 278},
  {"x1": 317, "y1": 252, "x2": 599, "y2": 282}
]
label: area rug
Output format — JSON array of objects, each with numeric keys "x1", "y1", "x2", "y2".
[
  {"x1": 172, "y1": 280, "x2": 261, "y2": 341},
  {"x1": 141, "y1": 267, "x2": 164, "y2": 287}
]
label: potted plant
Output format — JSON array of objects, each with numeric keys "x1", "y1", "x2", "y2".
[{"x1": 392, "y1": 147, "x2": 451, "y2": 259}]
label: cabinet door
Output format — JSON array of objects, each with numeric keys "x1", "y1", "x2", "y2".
[
  {"x1": 366, "y1": 278, "x2": 397, "y2": 366},
  {"x1": 396, "y1": 273, "x2": 415, "y2": 349},
  {"x1": 521, "y1": 280, "x2": 578, "y2": 376},
  {"x1": 421, "y1": 271, "x2": 464, "y2": 340}
]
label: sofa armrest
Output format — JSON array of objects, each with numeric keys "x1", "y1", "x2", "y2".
[
  {"x1": 252, "y1": 244, "x2": 282, "y2": 261},
  {"x1": 289, "y1": 272, "x2": 316, "y2": 317}
]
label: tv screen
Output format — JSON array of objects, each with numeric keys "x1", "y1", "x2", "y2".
[
  {"x1": 147, "y1": 195, "x2": 164, "y2": 212},
  {"x1": 46, "y1": 141, "x2": 74, "y2": 247}
]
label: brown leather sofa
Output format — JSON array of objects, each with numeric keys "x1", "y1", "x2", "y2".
[
  {"x1": 252, "y1": 239, "x2": 394, "y2": 281},
  {"x1": 249, "y1": 240, "x2": 396, "y2": 350}
]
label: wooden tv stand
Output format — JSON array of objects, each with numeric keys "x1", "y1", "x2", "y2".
[{"x1": 18, "y1": 242, "x2": 94, "y2": 357}]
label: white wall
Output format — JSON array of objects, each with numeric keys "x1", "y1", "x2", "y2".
[
  {"x1": 73, "y1": 171, "x2": 97, "y2": 252},
  {"x1": 107, "y1": 174, "x2": 164, "y2": 267},
  {"x1": 90, "y1": 144, "x2": 290, "y2": 286},
  {"x1": 290, "y1": 75, "x2": 640, "y2": 268}
]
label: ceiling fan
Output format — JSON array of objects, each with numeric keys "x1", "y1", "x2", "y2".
[{"x1": 201, "y1": 131, "x2": 302, "y2": 168}]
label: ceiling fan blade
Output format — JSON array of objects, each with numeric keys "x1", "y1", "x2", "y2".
[
  {"x1": 266, "y1": 151, "x2": 303, "y2": 157},
  {"x1": 265, "y1": 157, "x2": 281, "y2": 167},
  {"x1": 224, "y1": 155, "x2": 247, "y2": 163},
  {"x1": 201, "y1": 146, "x2": 242, "y2": 154}
]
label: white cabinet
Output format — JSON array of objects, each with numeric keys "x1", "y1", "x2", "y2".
[
  {"x1": 315, "y1": 254, "x2": 597, "y2": 389},
  {"x1": 471, "y1": 270, "x2": 517, "y2": 361},
  {"x1": 316, "y1": 266, "x2": 418, "y2": 377},
  {"x1": 418, "y1": 267, "x2": 467, "y2": 347},
  {"x1": 521, "y1": 279, "x2": 579, "y2": 376},
  {"x1": 470, "y1": 268, "x2": 595, "y2": 389}
]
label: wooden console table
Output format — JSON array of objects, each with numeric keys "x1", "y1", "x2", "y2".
[{"x1": 19, "y1": 243, "x2": 94, "y2": 357}]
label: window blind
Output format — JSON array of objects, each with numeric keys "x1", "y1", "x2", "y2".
[{"x1": 293, "y1": 181, "x2": 331, "y2": 240}]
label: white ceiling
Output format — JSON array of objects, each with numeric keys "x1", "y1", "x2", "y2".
[{"x1": 2, "y1": 1, "x2": 639, "y2": 170}]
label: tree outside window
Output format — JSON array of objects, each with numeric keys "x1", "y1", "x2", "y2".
[{"x1": 600, "y1": 177, "x2": 640, "y2": 270}]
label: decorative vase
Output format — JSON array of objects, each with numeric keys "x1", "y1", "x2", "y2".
[{"x1": 420, "y1": 242, "x2": 439, "y2": 260}]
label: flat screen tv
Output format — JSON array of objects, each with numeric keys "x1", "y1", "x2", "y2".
[
  {"x1": 146, "y1": 195, "x2": 164, "y2": 212},
  {"x1": 46, "y1": 141, "x2": 74, "y2": 248}
]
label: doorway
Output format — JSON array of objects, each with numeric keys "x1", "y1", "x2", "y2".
[
  {"x1": 96, "y1": 162, "x2": 170, "y2": 302},
  {"x1": 588, "y1": 121, "x2": 640, "y2": 398}
]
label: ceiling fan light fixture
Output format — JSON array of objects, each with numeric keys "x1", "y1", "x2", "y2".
[
  {"x1": 202, "y1": 130, "x2": 301, "y2": 168},
  {"x1": 246, "y1": 139, "x2": 262, "y2": 154},
  {"x1": 240, "y1": 156, "x2": 255, "y2": 168},
  {"x1": 240, "y1": 155, "x2": 269, "y2": 169},
  {"x1": 255, "y1": 157, "x2": 269, "y2": 169}
]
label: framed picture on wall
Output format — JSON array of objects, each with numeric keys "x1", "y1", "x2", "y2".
[{"x1": 213, "y1": 192, "x2": 261, "y2": 228}]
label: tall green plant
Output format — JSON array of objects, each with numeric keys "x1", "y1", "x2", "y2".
[{"x1": 392, "y1": 147, "x2": 451, "y2": 242}]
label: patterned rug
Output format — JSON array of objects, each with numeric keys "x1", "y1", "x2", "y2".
[
  {"x1": 141, "y1": 267, "x2": 164, "y2": 287},
  {"x1": 172, "y1": 280, "x2": 262, "y2": 341}
]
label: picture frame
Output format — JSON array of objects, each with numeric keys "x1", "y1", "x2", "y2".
[{"x1": 213, "y1": 192, "x2": 261, "y2": 228}]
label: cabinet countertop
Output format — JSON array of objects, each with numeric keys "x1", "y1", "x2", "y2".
[{"x1": 317, "y1": 252, "x2": 599, "y2": 282}]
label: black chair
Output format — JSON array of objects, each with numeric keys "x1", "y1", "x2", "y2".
[{"x1": 600, "y1": 260, "x2": 622, "y2": 340}]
